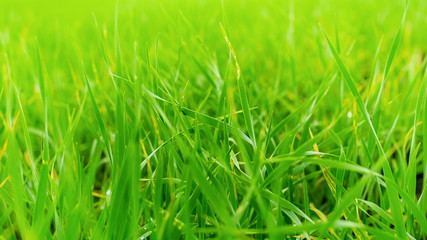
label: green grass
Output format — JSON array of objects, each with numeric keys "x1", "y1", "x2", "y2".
[{"x1": 1, "y1": 0, "x2": 427, "y2": 239}]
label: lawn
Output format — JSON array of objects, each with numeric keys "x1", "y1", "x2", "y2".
[{"x1": 1, "y1": 0, "x2": 427, "y2": 239}]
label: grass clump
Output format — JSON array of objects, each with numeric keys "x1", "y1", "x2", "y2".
[{"x1": 1, "y1": 0, "x2": 427, "y2": 239}]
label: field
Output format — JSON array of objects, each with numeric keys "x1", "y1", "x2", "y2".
[{"x1": 1, "y1": 0, "x2": 427, "y2": 239}]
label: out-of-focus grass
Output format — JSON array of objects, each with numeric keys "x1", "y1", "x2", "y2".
[{"x1": 1, "y1": 0, "x2": 427, "y2": 239}]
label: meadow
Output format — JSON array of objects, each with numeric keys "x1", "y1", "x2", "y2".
[{"x1": 1, "y1": 0, "x2": 427, "y2": 239}]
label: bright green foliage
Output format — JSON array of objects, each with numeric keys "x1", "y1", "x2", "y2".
[{"x1": 1, "y1": 0, "x2": 427, "y2": 239}]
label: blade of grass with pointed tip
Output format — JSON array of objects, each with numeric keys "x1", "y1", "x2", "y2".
[
  {"x1": 83, "y1": 68, "x2": 113, "y2": 164},
  {"x1": 321, "y1": 26, "x2": 406, "y2": 239},
  {"x1": 368, "y1": 9, "x2": 406, "y2": 156},
  {"x1": 220, "y1": 23, "x2": 256, "y2": 149}
]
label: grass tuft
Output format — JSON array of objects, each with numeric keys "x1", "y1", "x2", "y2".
[{"x1": 1, "y1": 0, "x2": 427, "y2": 239}]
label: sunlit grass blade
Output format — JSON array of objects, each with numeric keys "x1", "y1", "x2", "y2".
[
  {"x1": 220, "y1": 23, "x2": 257, "y2": 149},
  {"x1": 321, "y1": 26, "x2": 406, "y2": 238},
  {"x1": 83, "y1": 66, "x2": 113, "y2": 163}
]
